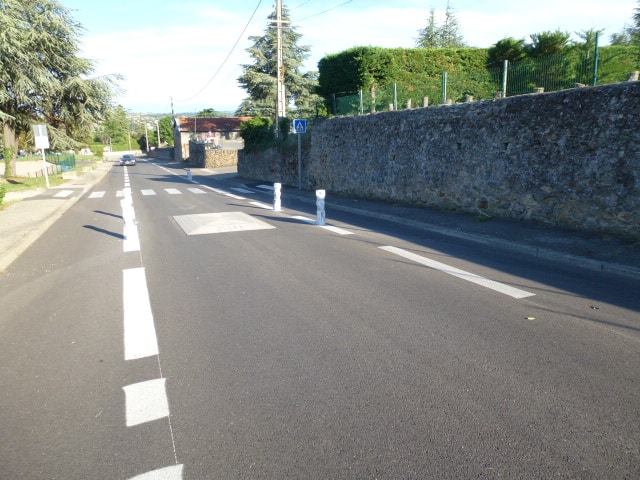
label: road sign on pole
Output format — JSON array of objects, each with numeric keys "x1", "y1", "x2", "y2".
[
  {"x1": 33, "y1": 124, "x2": 50, "y2": 188},
  {"x1": 293, "y1": 119, "x2": 307, "y2": 134}
]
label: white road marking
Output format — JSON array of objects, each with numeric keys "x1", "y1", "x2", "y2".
[
  {"x1": 89, "y1": 191, "x2": 105, "y2": 199},
  {"x1": 257, "y1": 184, "x2": 274, "y2": 191},
  {"x1": 173, "y1": 212, "x2": 275, "y2": 235},
  {"x1": 292, "y1": 215, "x2": 315, "y2": 224},
  {"x1": 123, "y1": 268, "x2": 159, "y2": 360},
  {"x1": 291, "y1": 216, "x2": 353, "y2": 235},
  {"x1": 321, "y1": 225, "x2": 353, "y2": 235},
  {"x1": 128, "y1": 465, "x2": 184, "y2": 480},
  {"x1": 250, "y1": 201, "x2": 273, "y2": 210},
  {"x1": 187, "y1": 187, "x2": 206, "y2": 194},
  {"x1": 165, "y1": 188, "x2": 181, "y2": 195},
  {"x1": 54, "y1": 189, "x2": 74, "y2": 198},
  {"x1": 231, "y1": 187, "x2": 253, "y2": 194},
  {"x1": 141, "y1": 189, "x2": 156, "y2": 196},
  {"x1": 380, "y1": 246, "x2": 535, "y2": 299},
  {"x1": 223, "y1": 192, "x2": 246, "y2": 200},
  {"x1": 123, "y1": 378, "x2": 169, "y2": 427},
  {"x1": 116, "y1": 190, "x2": 124, "y2": 197}
]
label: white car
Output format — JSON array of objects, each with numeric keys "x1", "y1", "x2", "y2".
[{"x1": 119, "y1": 154, "x2": 136, "y2": 166}]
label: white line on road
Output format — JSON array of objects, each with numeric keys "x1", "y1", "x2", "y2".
[
  {"x1": 123, "y1": 378, "x2": 169, "y2": 427},
  {"x1": 380, "y1": 246, "x2": 535, "y2": 299},
  {"x1": 292, "y1": 215, "x2": 353, "y2": 235},
  {"x1": 123, "y1": 268, "x2": 159, "y2": 360},
  {"x1": 89, "y1": 191, "x2": 105, "y2": 199},
  {"x1": 250, "y1": 201, "x2": 273, "y2": 210},
  {"x1": 164, "y1": 188, "x2": 181, "y2": 195},
  {"x1": 141, "y1": 189, "x2": 156, "y2": 196},
  {"x1": 128, "y1": 465, "x2": 184, "y2": 480},
  {"x1": 187, "y1": 187, "x2": 206, "y2": 194},
  {"x1": 54, "y1": 189, "x2": 74, "y2": 198}
]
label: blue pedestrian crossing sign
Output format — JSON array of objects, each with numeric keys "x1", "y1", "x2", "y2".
[{"x1": 293, "y1": 119, "x2": 307, "y2": 134}]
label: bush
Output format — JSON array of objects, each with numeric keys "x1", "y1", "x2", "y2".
[
  {"x1": 240, "y1": 116, "x2": 276, "y2": 153},
  {"x1": 0, "y1": 183, "x2": 5, "y2": 205}
]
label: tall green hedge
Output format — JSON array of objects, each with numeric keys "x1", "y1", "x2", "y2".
[{"x1": 317, "y1": 45, "x2": 640, "y2": 112}]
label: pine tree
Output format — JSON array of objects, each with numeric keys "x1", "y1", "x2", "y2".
[
  {"x1": 236, "y1": 5, "x2": 321, "y2": 118},
  {"x1": 415, "y1": 1, "x2": 465, "y2": 48}
]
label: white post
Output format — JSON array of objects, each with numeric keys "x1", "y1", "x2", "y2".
[
  {"x1": 316, "y1": 189, "x2": 326, "y2": 226},
  {"x1": 274, "y1": 182, "x2": 282, "y2": 211},
  {"x1": 187, "y1": 169, "x2": 192, "y2": 181},
  {"x1": 41, "y1": 148, "x2": 50, "y2": 189}
]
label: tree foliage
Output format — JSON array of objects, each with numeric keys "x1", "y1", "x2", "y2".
[
  {"x1": 0, "y1": 0, "x2": 118, "y2": 176},
  {"x1": 235, "y1": 5, "x2": 322, "y2": 118},
  {"x1": 415, "y1": 1, "x2": 466, "y2": 48},
  {"x1": 610, "y1": 0, "x2": 640, "y2": 45}
]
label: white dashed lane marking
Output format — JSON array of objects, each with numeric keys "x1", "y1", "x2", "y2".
[
  {"x1": 123, "y1": 378, "x2": 170, "y2": 427},
  {"x1": 123, "y1": 268, "x2": 159, "y2": 360}
]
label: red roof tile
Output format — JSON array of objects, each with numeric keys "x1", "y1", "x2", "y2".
[{"x1": 175, "y1": 117, "x2": 252, "y2": 133}]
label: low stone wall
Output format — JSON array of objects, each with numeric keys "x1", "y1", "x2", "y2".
[
  {"x1": 188, "y1": 142, "x2": 238, "y2": 168},
  {"x1": 239, "y1": 82, "x2": 640, "y2": 238}
]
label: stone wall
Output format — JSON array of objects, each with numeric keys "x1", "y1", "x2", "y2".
[
  {"x1": 188, "y1": 142, "x2": 238, "y2": 168},
  {"x1": 238, "y1": 82, "x2": 640, "y2": 237}
]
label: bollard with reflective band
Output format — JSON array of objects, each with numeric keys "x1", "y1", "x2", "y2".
[
  {"x1": 187, "y1": 169, "x2": 192, "y2": 181},
  {"x1": 316, "y1": 189, "x2": 326, "y2": 226},
  {"x1": 274, "y1": 183, "x2": 282, "y2": 211}
]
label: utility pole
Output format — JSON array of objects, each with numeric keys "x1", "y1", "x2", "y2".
[{"x1": 275, "y1": 0, "x2": 286, "y2": 136}]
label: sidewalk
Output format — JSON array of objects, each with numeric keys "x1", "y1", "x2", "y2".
[
  {"x1": 1, "y1": 160, "x2": 639, "y2": 278},
  {"x1": 0, "y1": 162, "x2": 112, "y2": 272}
]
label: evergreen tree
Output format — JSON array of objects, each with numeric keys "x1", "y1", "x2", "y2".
[
  {"x1": 415, "y1": 1, "x2": 465, "y2": 48},
  {"x1": 610, "y1": 0, "x2": 640, "y2": 45},
  {"x1": 0, "y1": 0, "x2": 117, "y2": 176},
  {"x1": 236, "y1": 5, "x2": 321, "y2": 118}
]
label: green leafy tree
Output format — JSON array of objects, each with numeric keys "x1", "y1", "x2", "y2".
[
  {"x1": 415, "y1": 1, "x2": 465, "y2": 48},
  {"x1": 236, "y1": 5, "x2": 321, "y2": 118},
  {"x1": 158, "y1": 116, "x2": 174, "y2": 146},
  {"x1": 0, "y1": 0, "x2": 117, "y2": 177},
  {"x1": 196, "y1": 108, "x2": 222, "y2": 117},
  {"x1": 102, "y1": 106, "x2": 130, "y2": 147}
]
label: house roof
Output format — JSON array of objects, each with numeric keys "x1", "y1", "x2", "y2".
[{"x1": 175, "y1": 117, "x2": 252, "y2": 133}]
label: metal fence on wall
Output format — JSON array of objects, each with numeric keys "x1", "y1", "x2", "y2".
[{"x1": 330, "y1": 48, "x2": 640, "y2": 116}]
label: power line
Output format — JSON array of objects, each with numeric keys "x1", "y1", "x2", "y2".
[
  {"x1": 297, "y1": 0, "x2": 353, "y2": 22},
  {"x1": 174, "y1": 0, "x2": 264, "y2": 104}
]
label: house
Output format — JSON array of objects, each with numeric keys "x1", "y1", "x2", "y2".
[{"x1": 172, "y1": 116, "x2": 251, "y2": 162}]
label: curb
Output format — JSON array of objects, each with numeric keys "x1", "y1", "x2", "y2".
[{"x1": 0, "y1": 164, "x2": 112, "y2": 273}]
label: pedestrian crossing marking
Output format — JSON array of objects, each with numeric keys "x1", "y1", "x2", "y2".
[
  {"x1": 188, "y1": 187, "x2": 206, "y2": 194},
  {"x1": 89, "y1": 191, "x2": 105, "y2": 199},
  {"x1": 141, "y1": 189, "x2": 156, "y2": 196},
  {"x1": 165, "y1": 188, "x2": 181, "y2": 195},
  {"x1": 54, "y1": 189, "x2": 74, "y2": 198}
]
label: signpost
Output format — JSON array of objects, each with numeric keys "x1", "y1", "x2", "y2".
[
  {"x1": 33, "y1": 124, "x2": 50, "y2": 188},
  {"x1": 293, "y1": 119, "x2": 307, "y2": 189}
]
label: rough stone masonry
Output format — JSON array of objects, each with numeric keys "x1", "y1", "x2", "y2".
[{"x1": 239, "y1": 82, "x2": 639, "y2": 238}]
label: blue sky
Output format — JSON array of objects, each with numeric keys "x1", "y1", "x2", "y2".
[{"x1": 60, "y1": 0, "x2": 638, "y2": 114}]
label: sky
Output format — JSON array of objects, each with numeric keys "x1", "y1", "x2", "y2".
[{"x1": 60, "y1": 0, "x2": 638, "y2": 115}]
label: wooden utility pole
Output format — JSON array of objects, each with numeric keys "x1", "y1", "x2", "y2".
[{"x1": 275, "y1": 0, "x2": 286, "y2": 135}]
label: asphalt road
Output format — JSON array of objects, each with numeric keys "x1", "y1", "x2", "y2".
[{"x1": 0, "y1": 158, "x2": 638, "y2": 479}]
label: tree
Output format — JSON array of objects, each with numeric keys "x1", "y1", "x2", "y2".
[
  {"x1": 525, "y1": 30, "x2": 572, "y2": 57},
  {"x1": 610, "y1": 0, "x2": 640, "y2": 45},
  {"x1": 236, "y1": 5, "x2": 321, "y2": 118},
  {"x1": 158, "y1": 116, "x2": 174, "y2": 146},
  {"x1": 487, "y1": 37, "x2": 527, "y2": 66},
  {"x1": 196, "y1": 108, "x2": 223, "y2": 117},
  {"x1": 415, "y1": 1, "x2": 466, "y2": 48},
  {"x1": 0, "y1": 0, "x2": 117, "y2": 177}
]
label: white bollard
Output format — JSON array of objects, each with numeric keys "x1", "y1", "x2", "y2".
[
  {"x1": 274, "y1": 182, "x2": 282, "y2": 211},
  {"x1": 316, "y1": 189, "x2": 326, "y2": 226},
  {"x1": 187, "y1": 169, "x2": 192, "y2": 181}
]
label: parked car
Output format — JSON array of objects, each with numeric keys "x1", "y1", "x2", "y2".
[{"x1": 119, "y1": 154, "x2": 136, "y2": 166}]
